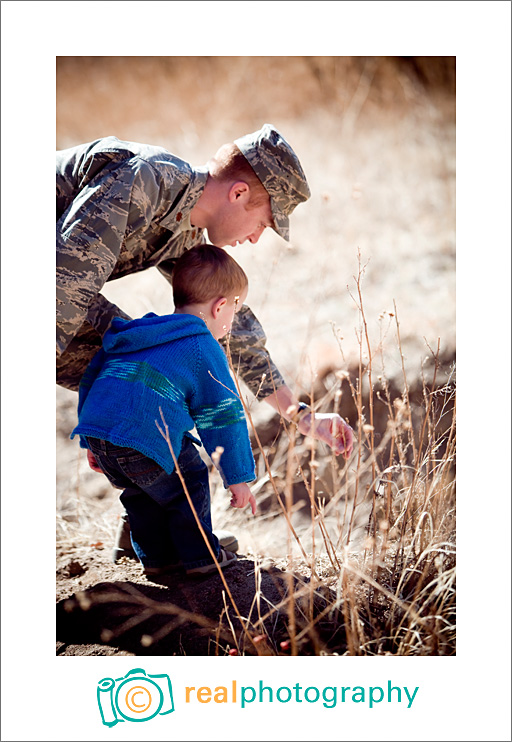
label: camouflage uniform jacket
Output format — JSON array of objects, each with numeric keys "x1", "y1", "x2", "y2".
[{"x1": 56, "y1": 136, "x2": 285, "y2": 397}]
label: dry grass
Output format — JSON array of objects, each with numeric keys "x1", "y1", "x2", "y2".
[{"x1": 206, "y1": 254, "x2": 456, "y2": 656}]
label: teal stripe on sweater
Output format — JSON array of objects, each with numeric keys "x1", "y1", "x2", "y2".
[
  {"x1": 97, "y1": 359, "x2": 184, "y2": 403},
  {"x1": 193, "y1": 397, "x2": 246, "y2": 430}
]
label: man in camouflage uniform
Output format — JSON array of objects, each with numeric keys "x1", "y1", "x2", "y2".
[
  {"x1": 58, "y1": 125, "x2": 295, "y2": 395},
  {"x1": 57, "y1": 123, "x2": 354, "y2": 558}
]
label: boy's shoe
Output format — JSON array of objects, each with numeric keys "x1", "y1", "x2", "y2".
[
  {"x1": 212, "y1": 529, "x2": 239, "y2": 554},
  {"x1": 186, "y1": 548, "x2": 237, "y2": 576},
  {"x1": 112, "y1": 512, "x2": 135, "y2": 562},
  {"x1": 143, "y1": 562, "x2": 181, "y2": 576},
  {"x1": 112, "y1": 514, "x2": 239, "y2": 562}
]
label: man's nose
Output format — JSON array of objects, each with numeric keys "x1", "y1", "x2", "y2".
[{"x1": 248, "y1": 226, "x2": 265, "y2": 244}]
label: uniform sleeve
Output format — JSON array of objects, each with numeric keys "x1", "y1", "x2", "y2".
[
  {"x1": 86, "y1": 293, "x2": 132, "y2": 337},
  {"x1": 56, "y1": 158, "x2": 162, "y2": 355},
  {"x1": 189, "y1": 344, "x2": 256, "y2": 486},
  {"x1": 220, "y1": 304, "x2": 286, "y2": 399}
]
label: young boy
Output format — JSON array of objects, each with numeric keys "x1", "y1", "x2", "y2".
[{"x1": 71, "y1": 244, "x2": 256, "y2": 576}]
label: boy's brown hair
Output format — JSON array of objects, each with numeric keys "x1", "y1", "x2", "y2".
[
  {"x1": 172, "y1": 244, "x2": 248, "y2": 308},
  {"x1": 209, "y1": 143, "x2": 271, "y2": 211}
]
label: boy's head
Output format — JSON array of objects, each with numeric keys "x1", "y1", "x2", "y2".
[
  {"x1": 172, "y1": 244, "x2": 248, "y2": 308},
  {"x1": 172, "y1": 244, "x2": 248, "y2": 340}
]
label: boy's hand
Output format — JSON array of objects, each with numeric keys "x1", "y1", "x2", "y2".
[
  {"x1": 229, "y1": 482, "x2": 257, "y2": 515},
  {"x1": 298, "y1": 413, "x2": 354, "y2": 459},
  {"x1": 87, "y1": 449, "x2": 104, "y2": 472}
]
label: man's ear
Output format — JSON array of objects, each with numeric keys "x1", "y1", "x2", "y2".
[
  {"x1": 212, "y1": 297, "x2": 228, "y2": 317},
  {"x1": 228, "y1": 181, "x2": 250, "y2": 204}
]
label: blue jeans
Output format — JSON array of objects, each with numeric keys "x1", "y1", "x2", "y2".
[{"x1": 86, "y1": 436, "x2": 220, "y2": 570}]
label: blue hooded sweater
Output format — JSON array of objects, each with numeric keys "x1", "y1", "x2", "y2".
[{"x1": 71, "y1": 313, "x2": 256, "y2": 486}]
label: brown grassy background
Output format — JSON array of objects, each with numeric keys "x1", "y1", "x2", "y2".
[{"x1": 56, "y1": 55, "x2": 455, "y2": 383}]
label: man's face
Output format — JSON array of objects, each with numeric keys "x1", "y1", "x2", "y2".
[{"x1": 206, "y1": 189, "x2": 274, "y2": 248}]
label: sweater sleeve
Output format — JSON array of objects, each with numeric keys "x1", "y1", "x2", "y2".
[{"x1": 189, "y1": 340, "x2": 256, "y2": 486}]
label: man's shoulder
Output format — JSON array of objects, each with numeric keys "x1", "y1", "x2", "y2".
[
  {"x1": 84, "y1": 136, "x2": 193, "y2": 175},
  {"x1": 130, "y1": 142, "x2": 192, "y2": 176}
]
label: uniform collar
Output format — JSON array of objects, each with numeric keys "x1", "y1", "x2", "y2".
[{"x1": 159, "y1": 165, "x2": 209, "y2": 233}]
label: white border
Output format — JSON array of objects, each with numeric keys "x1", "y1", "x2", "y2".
[{"x1": 1, "y1": 2, "x2": 511, "y2": 740}]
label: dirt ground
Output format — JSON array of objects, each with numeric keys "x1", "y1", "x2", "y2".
[
  {"x1": 56, "y1": 545, "x2": 351, "y2": 656},
  {"x1": 56, "y1": 56, "x2": 456, "y2": 656}
]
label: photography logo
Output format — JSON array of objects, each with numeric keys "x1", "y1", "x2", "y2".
[{"x1": 97, "y1": 668, "x2": 174, "y2": 727}]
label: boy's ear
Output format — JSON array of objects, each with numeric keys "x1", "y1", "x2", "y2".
[
  {"x1": 228, "y1": 181, "x2": 250, "y2": 204},
  {"x1": 212, "y1": 297, "x2": 228, "y2": 316}
]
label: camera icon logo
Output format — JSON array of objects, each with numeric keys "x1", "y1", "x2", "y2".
[{"x1": 97, "y1": 668, "x2": 174, "y2": 726}]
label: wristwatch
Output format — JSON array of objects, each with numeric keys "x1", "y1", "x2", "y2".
[{"x1": 292, "y1": 402, "x2": 312, "y2": 424}]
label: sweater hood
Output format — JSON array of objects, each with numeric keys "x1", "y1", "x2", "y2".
[{"x1": 102, "y1": 313, "x2": 211, "y2": 353}]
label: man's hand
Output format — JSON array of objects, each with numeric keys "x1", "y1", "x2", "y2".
[
  {"x1": 298, "y1": 412, "x2": 354, "y2": 459},
  {"x1": 263, "y1": 385, "x2": 354, "y2": 459},
  {"x1": 229, "y1": 482, "x2": 257, "y2": 515},
  {"x1": 87, "y1": 449, "x2": 104, "y2": 473}
]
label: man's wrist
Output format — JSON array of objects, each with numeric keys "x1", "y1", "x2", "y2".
[{"x1": 291, "y1": 402, "x2": 312, "y2": 425}]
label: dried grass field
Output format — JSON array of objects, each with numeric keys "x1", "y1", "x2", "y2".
[{"x1": 56, "y1": 56, "x2": 456, "y2": 656}]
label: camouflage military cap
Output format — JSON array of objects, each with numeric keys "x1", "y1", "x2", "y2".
[{"x1": 234, "y1": 124, "x2": 311, "y2": 241}]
